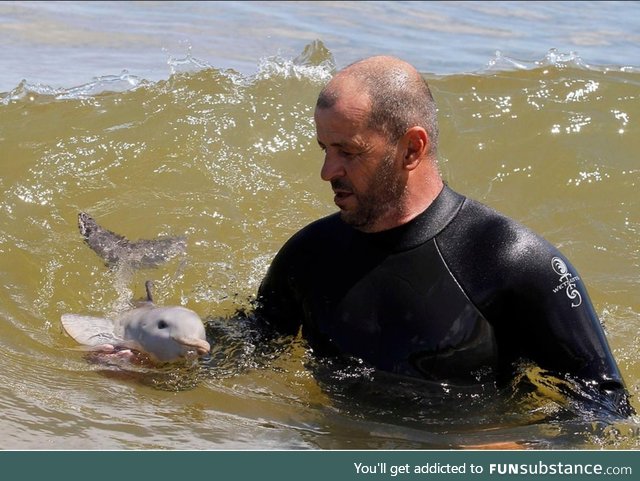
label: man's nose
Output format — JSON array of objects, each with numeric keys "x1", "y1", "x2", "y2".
[{"x1": 320, "y1": 153, "x2": 345, "y2": 182}]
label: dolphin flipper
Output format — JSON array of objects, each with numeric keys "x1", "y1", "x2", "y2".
[
  {"x1": 61, "y1": 314, "x2": 122, "y2": 347},
  {"x1": 77, "y1": 212, "x2": 186, "y2": 269}
]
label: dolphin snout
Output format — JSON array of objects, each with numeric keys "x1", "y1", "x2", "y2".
[{"x1": 175, "y1": 337, "x2": 211, "y2": 357}]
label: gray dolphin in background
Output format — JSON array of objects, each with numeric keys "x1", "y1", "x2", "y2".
[
  {"x1": 78, "y1": 212, "x2": 186, "y2": 269},
  {"x1": 62, "y1": 281, "x2": 210, "y2": 363}
]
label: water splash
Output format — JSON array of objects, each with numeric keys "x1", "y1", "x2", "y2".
[
  {"x1": 254, "y1": 39, "x2": 335, "y2": 84},
  {"x1": 1, "y1": 71, "x2": 144, "y2": 105},
  {"x1": 485, "y1": 48, "x2": 638, "y2": 74},
  {"x1": 166, "y1": 47, "x2": 213, "y2": 76}
]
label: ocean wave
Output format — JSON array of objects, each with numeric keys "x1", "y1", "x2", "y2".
[
  {"x1": 0, "y1": 71, "x2": 146, "y2": 105},
  {"x1": 1, "y1": 40, "x2": 336, "y2": 105},
  {"x1": 4, "y1": 42, "x2": 639, "y2": 107},
  {"x1": 484, "y1": 48, "x2": 639, "y2": 74}
]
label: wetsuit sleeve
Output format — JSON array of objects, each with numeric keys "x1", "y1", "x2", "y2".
[
  {"x1": 499, "y1": 247, "x2": 620, "y2": 381},
  {"x1": 499, "y1": 247, "x2": 632, "y2": 415},
  {"x1": 256, "y1": 236, "x2": 304, "y2": 337},
  {"x1": 438, "y1": 200, "x2": 632, "y2": 414}
]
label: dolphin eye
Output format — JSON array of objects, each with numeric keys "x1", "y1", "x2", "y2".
[{"x1": 157, "y1": 320, "x2": 168, "y2": 329}]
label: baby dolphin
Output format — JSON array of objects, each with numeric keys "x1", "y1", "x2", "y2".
[
  {"x1": 78, "y1": 212, "x2": 186, "y2": 269},
  {"x1": 61, "y1": 281, "x2": 210, "y2": 363}
]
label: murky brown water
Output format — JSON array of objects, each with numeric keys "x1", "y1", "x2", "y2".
[{"x1": 1, "y1": 2, "x2": 639, "y2": 450}]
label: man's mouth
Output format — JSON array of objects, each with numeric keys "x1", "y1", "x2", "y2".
[
  {"x1": 334, "y1": 190, "x2": 352, "y2": 199},
  {"x1": 333, "y1": 190, "x2": 354, "y2": 208},
  {"x1": 331, "y1": 180, "x2": 355, "y2": 208}
]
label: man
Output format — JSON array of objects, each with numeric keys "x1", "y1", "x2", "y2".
[{"x1": 256, "y1": 56, "x2": 631, "y2": 416}]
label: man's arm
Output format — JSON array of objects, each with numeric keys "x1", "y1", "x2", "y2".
[
  {"x1": 255, "y1": 238, "x2": 305, "y2": 337},
  {"x1": 503, "y1": 249, "x2": 633, "y2": 415},
  {"x1": 437, "y1": 198, "x2": 633, "y2": 416}
]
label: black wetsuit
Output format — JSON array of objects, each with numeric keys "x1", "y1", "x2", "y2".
[{"x1": 257, "y1": 185, "x2": 630, "y2": 413}]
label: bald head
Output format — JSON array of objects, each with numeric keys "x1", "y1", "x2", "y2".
[{"x1": 317, "y1": 56, "x2": 439, "y2": 157}]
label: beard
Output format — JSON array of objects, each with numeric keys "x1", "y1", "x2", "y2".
[{"x1": 333, "y1": 152, "x2": 406, "y2": 232}]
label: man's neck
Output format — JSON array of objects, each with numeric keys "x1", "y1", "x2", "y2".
[{"x1": 360, "y1": 176, "x2": 444, "y2": 234}]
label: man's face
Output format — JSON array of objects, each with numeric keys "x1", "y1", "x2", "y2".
[{"x1": 314, "y1": 97, "x2": 406, "y2": 233}]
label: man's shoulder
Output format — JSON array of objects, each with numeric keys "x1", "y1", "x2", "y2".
[
  {"x1": 438, "y1": 193, "x2": 596, "y2": 325},
  {"x1": 447, "y1": 195, "x2": 555, "y2": 258},
  {"x1": 438, "y1": 194, "x2": 564, "y2": 291}
]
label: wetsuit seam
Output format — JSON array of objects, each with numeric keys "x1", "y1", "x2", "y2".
[{"x1": 433, "y1": 236, "x2": 488, "y2": 324}]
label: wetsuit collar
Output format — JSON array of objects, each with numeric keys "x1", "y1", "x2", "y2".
[{"x1": 354, "y1": 184, "x2": 465, "y2": 252}]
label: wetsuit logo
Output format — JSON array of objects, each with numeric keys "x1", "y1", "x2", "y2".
[{"x1": 551, "y1": 257, "x2": 582, "y2": 308}]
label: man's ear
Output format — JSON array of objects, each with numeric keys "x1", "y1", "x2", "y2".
[{"x1": 402, "y1": 126, "x2": 429, "y2": 171}]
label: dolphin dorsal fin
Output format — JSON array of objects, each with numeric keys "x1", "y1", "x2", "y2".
[{"x1": 145, "y1": 280, "x2": 155, "y2": 303}]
